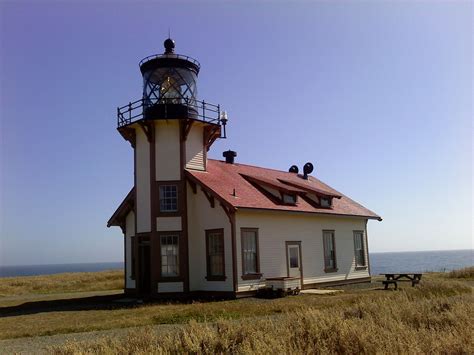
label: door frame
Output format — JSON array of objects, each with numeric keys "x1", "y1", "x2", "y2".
[{"x1": 285, "y1": 241, "x2": 303, "y2": 285}]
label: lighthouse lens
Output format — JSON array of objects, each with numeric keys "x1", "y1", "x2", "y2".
[{"x1": 143, "y1": 67, "x2": 198, "y2": 108}]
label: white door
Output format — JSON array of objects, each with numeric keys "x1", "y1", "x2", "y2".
[{"x1": 287, "y1": 243, "x2": 302, "y2": 278}]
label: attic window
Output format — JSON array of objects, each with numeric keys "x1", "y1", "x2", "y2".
[
  {"x1": 320, "y1": 197, "x2": 331, "y2": 207},
  {"x1": 282, "y1": 194, "x2": 297, "y2": 205}
]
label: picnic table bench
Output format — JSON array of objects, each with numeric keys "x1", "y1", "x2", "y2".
[{"x1": 381, "y1": 273, "x2": 422, "y2": 290}]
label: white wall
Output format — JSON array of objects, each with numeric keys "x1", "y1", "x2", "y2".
[
  {"x1": 125, "y1": 211, "x2": 136, "y2": 289},
  {"x1": 185, "y1": 124, "x2": 205, "y2": 171},
  {"x1": 155, "y1": 121, "x2": 181, "y2": 181},
  {"x1": 135, "y1": 128, "x2": 151, "y2": 233},
  {"x1": 187, "y1": 182, "x2": 233, "y2": 292},
  {"x1": 235, "y1": 210, "x2": 370, "y2": 292},
  {"x1": 156, "y1": 216, "x2": 182, "y2": 231}
]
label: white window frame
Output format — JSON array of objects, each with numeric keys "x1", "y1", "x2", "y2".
[
  {"x1": 353, "y1": 231, "x2": 367, "y2": 268},
  {"x1": 160, "y1": 234, "x2": 179, "y2": 277},
  {"x1": 159, "y1": 185, "x2": 178, "y2": 212}
]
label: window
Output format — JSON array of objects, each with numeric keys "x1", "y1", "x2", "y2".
[
  {"x1": 159, "y1": 185, "x2": 178, "y2": 212},
  {"x1": 320, "y1": 197, "x2": 331, "y2": 207},
  {"x1": 289, "y1": 247, "x2": 299, "y2": 268},
  {"x1": 282, "y1": 194, "x2": 297, "y2": 204},
  {"x1": 160, "y1": 234, "x2": 179, "y2": 277},
  {"x1": 323, "y1": 230, "x2": 337, "y2": 271},
  {"x1": 241, "y1": 228, "x2": 260, "y2": 278},
  {"x1": 353, "y1": 231, "x2": 366, "y2": 267},
  {"x1": 206, "y1": 229, "x2": 225, "y2": 280}
]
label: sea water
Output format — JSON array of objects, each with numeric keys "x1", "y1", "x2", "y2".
[{"x1": 0, "y1": 250, "x2": 472, "y2": 278}]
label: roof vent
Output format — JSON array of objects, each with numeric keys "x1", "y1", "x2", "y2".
[
  {"x1": 302, "y1": 162, "x2": 314, "y2": 180},
  {"x1": 289, "y1": 165, "x2": 299, "y2": 173},
  {"x1": 223, "y1": 150, "x2": 237, "y2": 164}
]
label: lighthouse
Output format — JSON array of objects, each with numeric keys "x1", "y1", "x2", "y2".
[
  {"x1": 112, "y1": 39, "x2": 227, "y2": 295},
  {"x1": 108, "y1": 39, "x2": 380, "y2": 299}
]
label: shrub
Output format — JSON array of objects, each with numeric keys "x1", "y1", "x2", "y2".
[{"x1": 447, "y1": 266, "x2": 474, "y2": 279}]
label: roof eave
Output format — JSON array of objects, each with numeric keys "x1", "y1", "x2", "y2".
[
  {"x1": 235, "y1": 206, "x2": 382, "y2": 220},
  {"x1": 107, "y1": 188, "x2": 135, "y2": 228}
]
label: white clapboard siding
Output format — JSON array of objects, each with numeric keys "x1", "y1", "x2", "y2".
[
  {"x1": 235, "y1": 210, "x2": 370, "y2": 292},
  {"x1": 185, "y1": 124, "x2": 205, "y2": 171},
  {"x1": 187, "y1": 182, "x2": 234, "y2": 292}
]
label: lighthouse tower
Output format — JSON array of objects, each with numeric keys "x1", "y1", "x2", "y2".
[
  {"x1": 109, "y1": 38, "x2": 381, "y2": 299},
  {"x1": 115, "y1": 39, "x2": 226, "y2": 295}
]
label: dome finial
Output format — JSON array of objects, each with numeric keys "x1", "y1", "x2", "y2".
[{"x1": 164, "y1": 35, "x2": 175, "y2": 54}]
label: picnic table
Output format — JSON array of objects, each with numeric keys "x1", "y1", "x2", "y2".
[{"x1": 381, "y1": 273, "x2": 422, "y2": 290}]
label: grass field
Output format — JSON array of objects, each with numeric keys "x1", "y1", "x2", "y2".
[
  {"x1": 1, "y1": 268, "x2": 473, "y2": 354},
  {"x1": 0, "y1": 270, "x2": 123, "y2": 297}
]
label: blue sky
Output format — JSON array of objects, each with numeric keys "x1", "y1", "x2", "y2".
[{"x1": 0, "y1": 1, "x2": 472, "y2": 266}]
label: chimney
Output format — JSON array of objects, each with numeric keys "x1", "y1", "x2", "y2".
[{"x1": 223, "y1": 150, "x2": 237, "y2": 164}]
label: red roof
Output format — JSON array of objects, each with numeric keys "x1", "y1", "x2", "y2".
[{"x1": 186, "y1": 159, "x2": 381, "y2": 220}]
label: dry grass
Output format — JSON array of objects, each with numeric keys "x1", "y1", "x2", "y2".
[
  {"x1": 51, "y1": 283, "x2": 473, "y2": 354},
  {"x1": 1, "y1": 275, "x2": 471, "y2": 343},
  {"x1": 0, "y1": 270, "x2": 123, "y2": 297},
  {"x1": 446, "y1": 266, "x2": 474, "y2": 279}
]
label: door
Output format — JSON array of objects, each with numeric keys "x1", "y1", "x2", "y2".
[
  {"x1": 138, "y1": 242, "x2": 151, "y2": 294},
  {"x1": 287, "y1": 242, "x2": 302, "y2": 279}
]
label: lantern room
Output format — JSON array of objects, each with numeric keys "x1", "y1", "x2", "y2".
[
  {"x1": 139, "y1": 38, "x2": 200, "y2": 119},
  {"x1": 117, "y1": 38, "x2": 225, "y2": 134}
]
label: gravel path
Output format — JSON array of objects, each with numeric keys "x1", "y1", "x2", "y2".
[{"x1": 0, "y1": 323, "x2": 181, "y2": 354}]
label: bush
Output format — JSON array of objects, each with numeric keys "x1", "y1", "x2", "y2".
[{"x1": 446, "y1": 266, "x2": 474, "y2": 279}]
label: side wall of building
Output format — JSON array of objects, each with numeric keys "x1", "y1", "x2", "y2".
[
  {"x1": 125, "y1": 210, "x2": 136, "y2": 289},
  {"x1": 187, "y1": 182, "x2": 234, "y2": 292},
  {"x1": 235, "y1": 210, "x2": 370, "y2": 293}
]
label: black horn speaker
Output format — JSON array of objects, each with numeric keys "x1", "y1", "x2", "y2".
[{"x1": 303, "y1": 162, "x2": 314, "y2": 180}]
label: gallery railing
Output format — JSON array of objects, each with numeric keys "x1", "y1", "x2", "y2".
[{"x1": 117, "y1": 98, "x2": 220, "y2": 128}]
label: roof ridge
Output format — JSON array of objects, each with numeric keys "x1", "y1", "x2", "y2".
[
  {"x1": 208, "y1": 158, "x2": 341, "y2": 194},
  {"x1": 208, "y1": 158, "x2": 299, "y2": 175}
]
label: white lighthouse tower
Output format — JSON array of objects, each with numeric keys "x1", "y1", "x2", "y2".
[{"x1": 112, "y1": 39, "x2": 227, "y2": 295}]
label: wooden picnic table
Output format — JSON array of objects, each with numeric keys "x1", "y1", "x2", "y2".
[{"x1": 381, "y1": 273, "x2": 422, "y2": 290}]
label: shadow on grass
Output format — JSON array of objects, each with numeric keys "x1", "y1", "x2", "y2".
[
  {"x1": 0, "y1": 294, "x2": 141, "y2": 317},
  {"x1": 0, "y1": 293, "x2": 241, "y2": 318}
]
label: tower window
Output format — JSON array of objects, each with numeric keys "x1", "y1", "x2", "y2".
[
  {"x1": 160, "y1": 234, "x2": 179, "y2": 277},
  {"x1": 159, "y1": 185, "x2": 178, "y2": 212}
]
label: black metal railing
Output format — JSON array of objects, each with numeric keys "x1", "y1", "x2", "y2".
[
  {"x1": 139, "y1": 53, "x2": 201, "y2": 70},
  {"x1": 117, "y1": 98, "x2": 220, "y2": 128}
]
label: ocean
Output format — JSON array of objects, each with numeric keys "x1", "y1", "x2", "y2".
[
  {"x1": 0, "y1": 250, "x2": 472, "y2": 278},
  {"x1": 0, "y1": 262, "x2": 124, "y2": 278}
]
